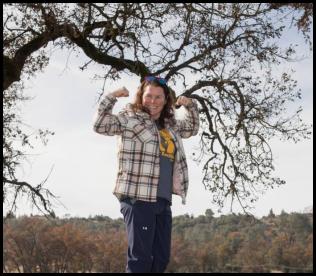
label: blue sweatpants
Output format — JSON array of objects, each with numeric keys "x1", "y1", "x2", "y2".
[{"x1": 120, "y1": 197, "x2": 172, "y2": 273}]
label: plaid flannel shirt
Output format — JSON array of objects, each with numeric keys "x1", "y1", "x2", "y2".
[{"x1": 93, "y1": 94, "x2": 199, "y2": 204}]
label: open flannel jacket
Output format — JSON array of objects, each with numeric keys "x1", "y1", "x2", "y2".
[{"x1": 93, "y1": 93, "x2": 199, "y2": 204}]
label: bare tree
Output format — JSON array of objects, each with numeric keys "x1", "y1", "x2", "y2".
[
  {"x1": 3, "y1": 3, "x2": 313, "y2": 214},
  {"x1": 3, "y1": 81, "x2": 57, "y2": 217}
]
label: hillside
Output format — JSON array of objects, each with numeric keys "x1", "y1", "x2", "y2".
[{"x1": 3, "y1": 209, "x2": 313, "y2": 273}]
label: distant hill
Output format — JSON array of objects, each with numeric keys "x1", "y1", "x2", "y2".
[{"x1": 3, "y1": 209, "x2": 313, "y2": 273}]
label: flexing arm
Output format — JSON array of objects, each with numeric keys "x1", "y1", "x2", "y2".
[
  {"x1": 93, "y1": 87, "x2": 129, "y2": 136},
  {"x1": 175, "y1": 96, "x2": 200, "y2": 138}
]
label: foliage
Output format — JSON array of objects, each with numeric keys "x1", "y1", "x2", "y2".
[{"x1": 3, "y1": 210, "x2": 313, "y2": 273}]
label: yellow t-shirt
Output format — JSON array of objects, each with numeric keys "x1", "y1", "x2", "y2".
[{"x1": 158, "y1": 129, "x2": 175, "y2": 161}]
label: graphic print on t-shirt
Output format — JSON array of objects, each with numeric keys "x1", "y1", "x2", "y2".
[{"x1": 159, "y1": 129, "x2": 175, "y2": 161}]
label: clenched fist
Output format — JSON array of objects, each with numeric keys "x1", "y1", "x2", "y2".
[
  {"x1": 175, "y1": 96, "x2": 193, "y2": 107},
  {"x1": 110, "y1": 86, "x2": 129, "y2": 98}
]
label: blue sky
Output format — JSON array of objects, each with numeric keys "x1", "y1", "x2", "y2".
[{"x1": 5, "y1": 25, "x2": 313, "y2": 219}]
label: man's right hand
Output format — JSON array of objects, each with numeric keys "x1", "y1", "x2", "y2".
[{"x1": 110, "y1": 86, "x2": 129, "y2": 98}]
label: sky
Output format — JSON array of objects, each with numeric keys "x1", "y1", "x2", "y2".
[{"x1": 4, "y1": 26, "x2": 313, "y2": 220}]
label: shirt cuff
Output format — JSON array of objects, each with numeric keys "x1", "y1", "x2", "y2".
[{"x1": 103, "y1": 93, "x2": 118, "y2": 103}]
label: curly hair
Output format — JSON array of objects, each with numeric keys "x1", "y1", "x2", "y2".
[{"x1": 131, "y1": 79, "x2": 175, "y2": 127}]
